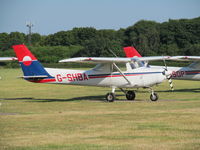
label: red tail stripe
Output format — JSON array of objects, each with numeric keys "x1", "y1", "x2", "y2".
[{"x1": 29, "y1": 78, "x2": 56, "y2": 83}]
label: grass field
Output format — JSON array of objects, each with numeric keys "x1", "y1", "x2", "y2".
[{"x1": 0, "y1": 68, "x2": 200, "y2": 150}]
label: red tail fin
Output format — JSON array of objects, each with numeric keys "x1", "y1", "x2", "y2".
[
  {"x1": 12, "y1": 44, "x2": 50, "y2": 77},
  {"x1": 12, "y1": 44, "x2": 37, "y2": 63},
  {"x1": 123, "y1": 47, "x2": 142, "y2": 58}
]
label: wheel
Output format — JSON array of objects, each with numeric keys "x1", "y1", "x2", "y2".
[
  {"x1": 106, "y1": 93, "x2": 115, "y2": 102},
  {"x1": 150, "y1": 92, "x2": 159, "y2": 101},
  {"x1": 126, "y1": 91, "x2": 136, "y2": 100}
]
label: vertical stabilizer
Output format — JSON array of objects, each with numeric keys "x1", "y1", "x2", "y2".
[
  {"x1": 12, "y1": 44, "x2": 50, "y2": 77},
  {"x1": 123, "y1": 47, "x2": 142, "y2": 58}
]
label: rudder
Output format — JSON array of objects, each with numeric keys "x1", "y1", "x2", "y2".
[
  {"x1": 12, "y1": 44, "x2": 50, "y2": 77},
  {"x1": 123, "y1": 46, "x2": 142, "y2": 58}
]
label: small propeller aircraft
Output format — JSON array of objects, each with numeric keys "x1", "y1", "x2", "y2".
[
  {"x1": 0, "y1": 57, "x2": 17, "y2": 62},
  {"x1": 13, "y1": 44, "x2": 174, "y2": 102},
  {"x1": 123, "y1": 47, "x2": 200, "y2": 82}
]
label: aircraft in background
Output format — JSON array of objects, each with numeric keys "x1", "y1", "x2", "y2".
[
  {"x1": 0, "y1": 57, "x2": 17, "y2": 62},
  {"x1": 13, "y1": 44, "x2": 173, "y2": 102},
  {"x1": 123, "y1": 47, "x2": 200, "y2": 81}
]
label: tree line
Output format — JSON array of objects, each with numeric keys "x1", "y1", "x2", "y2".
[{"x1": 0, "y1": 17, "x2": 200, "y2": 64}]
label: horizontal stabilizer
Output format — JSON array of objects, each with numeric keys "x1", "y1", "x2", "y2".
[{"x1": 19, "y1": 75, "x2": 48, "y2": 79}]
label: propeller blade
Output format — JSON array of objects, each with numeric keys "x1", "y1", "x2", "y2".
[
  {"x1": 167, "y1": 75, "x2": 174, "y2": 91},
  {"x1": 162, "y1": 58, "x2": 174, "y2": 91},
  {"x1": 163, "y1": 58, "x2": 167, "y2": 71}
]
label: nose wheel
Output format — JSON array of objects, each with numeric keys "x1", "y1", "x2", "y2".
[
  {"x1": 150, "y1": 92, "x2": 158, "y2": 101},
  {"x1": 149, "y1": 87, "x2": 159, "y2": 101}
]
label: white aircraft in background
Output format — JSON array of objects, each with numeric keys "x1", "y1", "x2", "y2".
[
  {"x1": 13, "y1": 44, "x2": 174, "y2": 102},
  {"x1": 0, "y1": 57, "x2": 17, "y2": 62},
  {"x1": 123, "y1": 47, "x2": 200, "y2": 81}
]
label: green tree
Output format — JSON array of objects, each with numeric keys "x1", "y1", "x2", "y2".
[
  {"x1": 124, "y1": 20, "x2": 160, "y2": 56},
  {"x1": 0, "y1": 32, "x2": 9, "y2": 51},
  {"x1": 184, "y1": 44, "x2": 200, "y2": 56},
  {"x1": 8, "y1": 32, "x2": 26, "y2": 46},
  {"x1": 74, "y1": 37, "x2": 123, "y2": 57},
  {"x1": 71, "y1": 27, "x2": 97, "y2": 45},
  {"x1": 30, "y1": 33, "x2": 42, "y2": 46}
]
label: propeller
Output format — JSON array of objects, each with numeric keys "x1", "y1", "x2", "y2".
[{"x1": 163, "y1": 59, "x2": 174, "y2": 91}]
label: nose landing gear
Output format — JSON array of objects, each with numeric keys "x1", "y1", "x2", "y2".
[
  {"x1": 149, "y1": 87, "x2": 158, "y2": 101},
  {"x1": 105, "y1": 87, "x2": 159, "y2": 102}
]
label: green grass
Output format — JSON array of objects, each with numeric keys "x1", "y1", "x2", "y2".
[{"x1": 0, "y1": 68, "x2": 200, "y2": 150}]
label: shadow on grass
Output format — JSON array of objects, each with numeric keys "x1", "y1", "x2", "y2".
[
  {"x1": 0, "y1": 94, "x2": 131, "y2": 102},
  {"x1": 0, "y1": 96, "x2": 104, "y2": 102},
  {"x1": 32, "y1": 95, "x2": 107, "y2": 102},
  {"x1": 0, "y1": 93, "x2": 149, "y2": 102},
  {"x1": 156, "y1": 88, "x2": 200, "y2": 93}
]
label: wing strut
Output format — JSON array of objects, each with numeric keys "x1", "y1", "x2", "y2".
[{"x1": 113, "y1": 63, "x2": 132, "y2": 85}]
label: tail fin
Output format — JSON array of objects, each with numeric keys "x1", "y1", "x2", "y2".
[
  {"x1": 12, "y1": 44, "x2": 50, "y2": 78},
  {"x1": 123, "y1": 46, "x2": 142, "y2": 58},
  {"x1": 123, "y1": 46, "x2": 145, "y2": 69}
]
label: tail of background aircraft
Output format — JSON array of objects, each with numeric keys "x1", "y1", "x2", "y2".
[
  {"x1": 123, "y1": 46, "x2": 142, "y2": 58},
  {"x1": 123, "y1": 47, "x2": 145, "y2": 69},
  {"x1": 12, "y1": 45, "x2": 51, "y2": 79}
]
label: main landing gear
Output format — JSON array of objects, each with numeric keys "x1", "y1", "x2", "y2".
[
  {"x1": 126, "y1": 91, "x2": 136, "y2": 100},
  {"x1": 105, "y1": 87, "x2": 158, "y2": 102}
]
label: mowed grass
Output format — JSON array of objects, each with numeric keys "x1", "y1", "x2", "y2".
[{"x1": 0, "y1": 68, "x2": 200, "y2": 150}]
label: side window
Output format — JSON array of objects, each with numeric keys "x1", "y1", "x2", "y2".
[
  {"x1": 92, "y1": 64, "x2": 112, "y2": 73},
  {"x1": 112, "y1": 63, "x2": 126, "y2": 72}
]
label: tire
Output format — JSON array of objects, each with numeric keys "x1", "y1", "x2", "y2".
[
  {"x1": 150, "y1": 93, "x2": 159, "y2": 101},
  {"x1": 106, "y1": 93, "x2": 115, "y2": 102},
  {"x1": 126, "y1": 91, "x2": 136, "y2": 100}
]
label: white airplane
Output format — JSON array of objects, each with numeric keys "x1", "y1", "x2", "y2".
[
  {"x1": 123, "y1": 47, "x2": 200, "y2": 81},
  {"x1": 0, "y1": 57, "x2": 17, "y2": 62},
  {"x1": 12, "y1": 44, "x2": 174, "y2": 102}
]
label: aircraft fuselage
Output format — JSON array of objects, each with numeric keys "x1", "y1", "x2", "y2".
[{"x1": 28, "y1": 67, "x2": 167, "y2": 88}]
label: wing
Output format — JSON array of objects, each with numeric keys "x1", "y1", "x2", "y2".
[
  {"x1": 0, "y1": 57, "x2": 18, "y2": 62},
  {"x1": 59, "y1": 56, "x2": 171, "y2": 63},
  {"x1": 136, "y1": 56, "x2": 171, "y2": 62},
  {"x1": 170, "y1": 56, "x2": 200, "y2": 61},
  {"x1": 59, "y1": 57, "x2": 131, "y2": 63}
]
